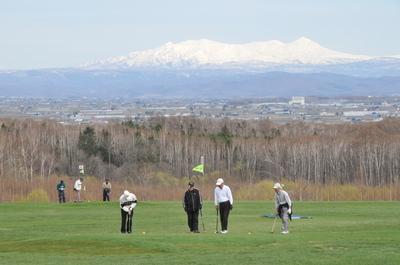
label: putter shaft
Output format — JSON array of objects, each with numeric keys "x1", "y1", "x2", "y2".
[{"x1": 270, "y1": 215, "x2": 278, "y2": 234}]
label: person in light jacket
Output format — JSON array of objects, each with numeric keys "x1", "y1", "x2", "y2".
[
  {"x1": 102, "y1": 178, "x2": 112, "y2": 201},
  {"x1": 119, "y1": 190, "x2": 137, "y2": 234},
  {"x1": 214, "y1": 178, "x2": 233, "y2": 234},
  {"x1": 273, "y1": 183, "x2": 292, "y2": 234},
  {"x1": 73, "y1": 177, "x2": 84, "y2": 202}
]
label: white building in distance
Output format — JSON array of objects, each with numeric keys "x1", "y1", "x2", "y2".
[
  {"x1": 289, "y1": 97, "x2": 305, "y2": 105},
  {"x1": 343, "y1": 111, "x2": 389, "y2": 116}
]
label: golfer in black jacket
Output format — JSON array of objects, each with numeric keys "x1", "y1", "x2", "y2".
[{"x1": 183, "y1": 182, "x2": 203, "y2": 233}]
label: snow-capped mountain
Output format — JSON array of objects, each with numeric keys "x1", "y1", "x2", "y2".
[
  {"x1": 1, "y1": 37, "x2": 399, "y2": 99},
  {"x1": 77, "y1": 37, "x2": 373, "y2": 70}
]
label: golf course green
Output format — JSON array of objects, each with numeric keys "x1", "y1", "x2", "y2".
[{"x1": 0, "y1": 201, "x2": 399, "y2": 264}]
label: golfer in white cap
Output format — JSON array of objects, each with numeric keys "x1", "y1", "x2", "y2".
[
  {"x1": 119, "y1": 190, "x2": 137, "y2": 234},
  {"x1": 273, "y1": 183, "x2": 292, "y2": 234},
  {"x1": 214, "y1": 178, "x2": 233, "y2": 233}
]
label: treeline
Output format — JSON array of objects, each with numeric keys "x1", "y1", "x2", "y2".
[{"x1": 1, "y1": 116, "x2": 400, "y2": 202}]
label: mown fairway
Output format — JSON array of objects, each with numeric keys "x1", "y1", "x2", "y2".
[{"x1": 0, "y1": 200, "x2": 399, "y2": 264}]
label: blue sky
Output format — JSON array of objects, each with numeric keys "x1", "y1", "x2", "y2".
[{"x1": 1, "y1": 0, "x2": 399, "y2": 70}]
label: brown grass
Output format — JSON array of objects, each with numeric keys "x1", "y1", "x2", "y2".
[{"x1": 1, "y1": 175, "x2": 399, "y2": 203}]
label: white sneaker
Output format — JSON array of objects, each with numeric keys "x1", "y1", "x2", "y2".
[
  {"x1": 281, "y1": 231, "x2": 289, "y2": 234},
  {"x1": 221, "y1": 230, "x2": 228, "y2": 234}
]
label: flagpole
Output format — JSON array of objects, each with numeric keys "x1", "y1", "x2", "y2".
[
  {"x1": 201, "y1": 156, "x2": 204, "y2": 192},
  {"x1": 192, "y1": 158, "x2": 205, "y2": 191},
  {"x1": 79, "y1": 164, "x2": 85, "y2": 191}
]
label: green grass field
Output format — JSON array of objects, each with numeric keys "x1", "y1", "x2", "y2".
[{"x1": 1, "y1": 200, "x2": 399, "y2": 264}]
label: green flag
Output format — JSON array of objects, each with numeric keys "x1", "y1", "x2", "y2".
[
  {"x1": 192, "y1": 164, "x2": 204, "y2": 173},
  {"x1": 79, "y1": 165, "x2": 84, "y2": 174}
]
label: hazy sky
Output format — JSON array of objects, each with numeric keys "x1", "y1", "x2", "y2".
[{"x1": 1, "y1": 0, "x2": 400, "y2": 70}]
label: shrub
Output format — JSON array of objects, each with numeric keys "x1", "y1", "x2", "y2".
[{"x1": 24, "y1": 189, "x2": 50, "y2": 202}]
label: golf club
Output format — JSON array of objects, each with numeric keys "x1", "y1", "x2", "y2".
[
  {"x1": 127, "y1": 212, "x2": 132, "y2": 233},
  {"x1": 200, "y1": 209, "x2": 206, "y2": 233},
  {"x1": 80, "y1": 192, "x2": 86, "y2": 201},
  {"x1": 270, "y1": 214, "x2": 278, "y2": 234},
  {"x1": 215, "y1": 208, "x2": 219, "y2": 233},
  {"x1": 75, "y1": 190, "x2": 85, "y2": 202}
]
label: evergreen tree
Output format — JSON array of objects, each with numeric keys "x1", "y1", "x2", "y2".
[{"x1": 77, "y1": 127, "x2": 98, "y2": 158}]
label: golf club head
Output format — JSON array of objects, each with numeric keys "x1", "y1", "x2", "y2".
[
  {"x1": 269, "y1": 232, "x2": 274, "y2": 234},
  {"x1": 215, "y1": 231, "x2": 219, "y2": 233}
]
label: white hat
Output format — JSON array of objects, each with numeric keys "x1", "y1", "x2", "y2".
[
  {"x1": 124, "y1": 190, "x2": 130, "y2": 197},
  {"x1": 273, "y1": 183, "x2": 282, "y2": 189},
  {"x1": 216, "y1": 178, "x2": 224, "y2": 185}
]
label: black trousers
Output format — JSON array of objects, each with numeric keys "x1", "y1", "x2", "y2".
[
  {"x1": 187, "y1": 210, "x2": 199, "y2": 232},
  {"x1": 103, "y1": 190, "x2": 110, "y2": 201},
  {"x1": 121, "y1": 209, "x2": 134, "y2": 233},
  {"x1": 219, "y1": 201, "x2": 230, "y2": 231},
  {"x1": 58, "y1": 191, "x2": 65, "y2": 203}
]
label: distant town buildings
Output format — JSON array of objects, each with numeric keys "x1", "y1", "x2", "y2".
[{"x1": 0, "y1": 96, "x2": 399, "y2": 125}]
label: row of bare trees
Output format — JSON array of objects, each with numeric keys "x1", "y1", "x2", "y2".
[{"x1": 1, "y1": 116, "x2": 400, "y2": 202}]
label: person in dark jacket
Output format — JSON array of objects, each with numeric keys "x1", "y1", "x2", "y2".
[
  {"x1": 182, "y1": 182, "x2": 203, "y2": 233},
  {"x1": 56, "y1": 180, "x2": 66, "y2": 203}
]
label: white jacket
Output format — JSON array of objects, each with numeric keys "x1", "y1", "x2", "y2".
[
  {"x1": 120, "y1": 193, "x2": 137, "y2": 212},
  {"x1": 74, "y1": 179, "x2": 82, "y2": 191}
]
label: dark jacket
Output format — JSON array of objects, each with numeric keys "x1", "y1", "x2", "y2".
[
  {"x1": 56, "y1": 182, "x2": 66, "y2": 191},
  {"x1": 183, "y1": 188, "x2": 202, "y2": 212}
]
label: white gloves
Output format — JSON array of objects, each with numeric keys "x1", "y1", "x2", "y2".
[{"x1": 288, "y1": 208, "x2": 292, "y2": 214}]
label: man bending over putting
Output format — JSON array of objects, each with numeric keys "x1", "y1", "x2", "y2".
[{"x1": 119, "y1": 190, "x2": 137, "y2": 234}]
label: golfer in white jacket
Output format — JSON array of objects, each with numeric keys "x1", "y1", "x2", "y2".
[
  {"x1": 214, "y1": 178, "x2": 233, "y2": 234},
  {"x1": 119, "y1": 190, "x2": 137, "y2": 234},
  {"x1": 73, "y1": 177, "x2": 84, "y2": 202}
]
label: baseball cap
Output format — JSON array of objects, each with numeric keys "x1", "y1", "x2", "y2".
[
  {"x1": 216, "y1": 178, "x2": 224, "y2": 185},
  {"x1": 273, "y1": 183, "x2": 282, "y2": 189}
]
